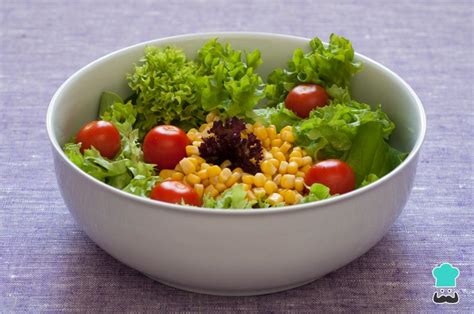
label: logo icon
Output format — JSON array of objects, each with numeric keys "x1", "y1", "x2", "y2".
[{"x1": 432, "y1": 263, "x2": 460, "y2": 304}]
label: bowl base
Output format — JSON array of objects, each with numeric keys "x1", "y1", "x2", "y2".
[{"x1": 144, "y1": 274, "x2": 319, "y2": 296}]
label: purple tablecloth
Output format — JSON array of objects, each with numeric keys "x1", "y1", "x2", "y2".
[{"x1": 1, "y1": 0, "x2": 472, "y2": 311}]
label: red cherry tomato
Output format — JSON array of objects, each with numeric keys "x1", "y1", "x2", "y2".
[
  {"x1": 285, "y1": 84, "x2": 329, "y2": 118},
  {"x1": 143, "y1": 125, "x2": 189, "y2": 169},
  {"x1": 304, "y1": 159, "x2": 355, "y2": 195},
  {"x1": 75, "y1": 120, "x2": 121, "y2": 159},
  {"x1": 150, "y1": 180, "x2": 202, "y2": 206}
]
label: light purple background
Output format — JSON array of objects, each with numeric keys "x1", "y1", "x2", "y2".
[{"x1": 1, "y1": 0, "x2": 473, "y2": 311}]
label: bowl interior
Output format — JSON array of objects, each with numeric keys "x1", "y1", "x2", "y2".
[{"x1": 49, "y1": 33, "x2": 424, "y2": 161}]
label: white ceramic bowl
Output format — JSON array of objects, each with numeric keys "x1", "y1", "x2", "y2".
[{"x1": 47, "y1": 33, "x2": 426, "y2": 296}]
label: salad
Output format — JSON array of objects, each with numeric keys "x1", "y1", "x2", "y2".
[{"x1": 64, "y1": 34, "x2": 407, "y2": 209}]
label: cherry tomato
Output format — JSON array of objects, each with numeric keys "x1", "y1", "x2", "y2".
[
  {"x1": 143, "y1": 125, "x2": 189, "y2": 169},
  {"x1": 285, "y1": 84, "x2": 329, "y2": 118},
  {"x1": 75, "y1": 120, "x2": 121, "y2": 159},
  {"x1": 304, "y1": 159, "x2": 355, "y2": 195},
  {"x1": 150, "y1": 180, "x2": 202, "y2": 206}
]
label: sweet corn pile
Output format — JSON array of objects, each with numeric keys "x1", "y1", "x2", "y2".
[{"x1": 159, "y1": 113, "x2": 313, "y2": 206}]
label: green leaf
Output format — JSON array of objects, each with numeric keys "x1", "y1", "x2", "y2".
[
  {"x1": 127, "y1": 45, "x2": 204, "y2": 136},
  {"x1": 294, "y1": 100, "x2": 395, "y2": 160},
  {"x1": 300, "y1": 183, "x2": 332, "y2": 203},
  {"x1": 195, "y1": 39, "x2": 265, "y2": 120},
  {"x1": 266, "y1": 34, "x2": 363, "y2": 106},
  {"x1": 203, "y1": 184, "x2": 255, "y2": 209},
  {"x1": 253, "y1": 102, "x2": 301, "y2": 131},
  {"x1": 346, "y1": 122, "x2": 406, "y2": 186},
  {"x1": 360, "y1": 173, "x2": 380, "y2": 187},
  {"x1": 98, "y1": 91, "x2": 123, "y2": 116}
]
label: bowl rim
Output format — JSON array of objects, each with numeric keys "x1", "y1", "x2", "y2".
[{"x1": 46, "y1": 31, "x2": 427, "y2": 216}]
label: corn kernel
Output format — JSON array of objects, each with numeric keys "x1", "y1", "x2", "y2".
[
  {"x1": 281, "y1": 126, "x2": 293, "y2": 133},
  {"x1": 179, "y1": 158, "x2": 196, "y2": 175},
  {"x1": 281, "y1": 174, "x2": 295, "y2": 189},
  {"x1": 197, "y1": 169, "x2": 208, "y2": 180},
  {"x1": 295, "y1": 177, "x2": 305, "y2": 192},
  {"x1": 282, "y1": 189, "x2": 297, "y2": 204},
  {"x1": 273, "y1": 174, "x2": 282, "y2": 185},
  {"x1": 296, "y1": 171, "x2": 305, "y2": 178},
  {"x1": 206, "y1": 112, "x2": 217, "y2": 123},
  {"x1": 194, "y1": 184, "x2": 204, "y2": 197},
  {"x1": 193, "y1": 156, "x2": 206, "y2": 164},
  {"x1": 289, "y1": 157, "x2": 304, "y2": 167},
  {"x1": 226, "y1": 172, "x2": 241, "y2": 187},
  {"x1": 269, "y1": 158, "x2": 280, "y2": 168},
  {"x1": 246, "y1": 123, "x2": 254, "y2": 132},
  {"x1": 242, "y1": 174, "x2": 254, "y2": 185},
  {"x1": 274, "y1": 151, "x2": 286, "y2": 162},
  {"x1": 279, "y1": 161, "x2": 289, "y2": 174},
  {"x1": 241, "y1": 183, "x2": 251, "y2": 191},
  {"x1": 270, "y1": 147, "x2": 280, "y2": 155},
  {"x1": 233, "y1": 167, "x2": 243, "y2": 174},
  {"x1": 267, "y1": 126, "x2": 277, "y2": 140},
  {"x1": 254, "y1": 173, "x2": 266, "y2": 187},
  {"x1": 264, "y1": 181, "x2": 278, "y2": 195},
  {"x1": 263, "y1": 151, "x2": 273, "y2": 160},
  {"x1": 219, "y1": 168, "x2": 232, "y2": 183},
  {"x1": 220, "y1": 160, "x2": 232, "y2": 168},
  {"x1": 271, "y1": 138, "x2": 283, "y2": 147},
  {"x1": 253, "y1": 187, "x2": 266, "y2": 199},
  {"x1": 186, "y1": 145, "x2": 199, "y2": 156},
  {"x1": 263, "y1": 138, "x2": 271, "y2": 148},
  {"x1": 267, "y1": 193, "x2": 284, "y2": 205},
  {"x1": 186, "y1": 173, "x2": 201, "y2": 185},
  {"x1": 171, "y1": 172, "x2": 184, "y2": 181},
  {"x1": 159, "y1": 169, "x2": 175, "y2": 179},
  {"x1": 187, "y1": 157, "x2": 200, "y2": 167},
  {"x1": 301, "y1": 164, "x2": 311, "y2": 173},
  {"x1": 287, "y1": 161, "x2": 299, "y2": 174},
  {"x1": 215, "y1": 183, "x2": 227, "y2": 192},
  {"x1": 182, "y1": 177, "x2": 189, "y2": 185},
  {"x1": 210, "y1": 176, "x2": 219, "y2": 185},
  {"x1": 202, "y1": 179, "x2": 210, "y2": 186},
  {"x1": 199, "y1": 123, "x2": 208, "y2": 132},
  {"x1": 246, "y1": 190, "x2": 256, "y2": 201},
  {"x1": 280, "y1": 141, "x2": 292, "y2": 153},
  {"x1": 192, "y1": 140, "x2": 202, "y2": 147},
  {"x1": 174, "y1": 163, "x2": 183, "y2": 172},
  {"x1": 200, "y1": 163, "x2": 210, "y2": 170},
  {"x1": 261, "y1": 160, "x2": 277, "y2": 176},
  {"x1": 295, "y1": 192, "x2": 303, "y2": 204},
  {"x1": 281, "y1": 130, "x2": 295, "y2": 143},
  {"x1": 207, "y1": 165, "x2": 221, "y2": 177},
  {"x1": 204, "y1": 185, "x2": 219, "y2": 197},
  {"x1": 254, "y1": 127, "x2": 268, "y2": 140},
  {"x1": 289, "y1": 150, "x2": 302, "y2": 158},
  {"x1": 302, "y1": 156, "x2": 312, "y2": 166}
]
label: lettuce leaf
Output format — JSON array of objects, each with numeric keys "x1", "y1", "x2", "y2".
[
  {"x1": 195, "y1": 39, "x2": 265, "y2": 120},
  {"x1": 300, "y1": 183, "x2": 332, "y2": 203},
  {"x1": 203, "y1": 184, "x2": 255, "y2": 209},
  {"x1": 64, "y1": 98, "x2": 161, "y2": 196},
  {"x1": 346, "y1": 122, "x2": 407, "y2": 186},
  {"x1": 253, "y1": 103, "x2": 301, "y2": 132},
  {"x1": 267, "y1": 34, "x2": 362, "y2": 106},
  {"x1": 295, "y1": 100, "x2": 395, "y2": 160},
  {"x1": 127, "y1": 46, "x2": 205, "y2": 136}
]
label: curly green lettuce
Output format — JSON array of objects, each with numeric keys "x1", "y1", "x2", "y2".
[
  {"x1": 195, "y1": 39, "x2": 265, "y2": 119},
  {"x1": 127, "y1": 46, "x2": 204, "y2": 135},
  {"x1": 64, "y1": 99, "x2": 161, "y2": 196},
  {"x1": 266, "y1": 34, "x2": 362, "y2": 106}
]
